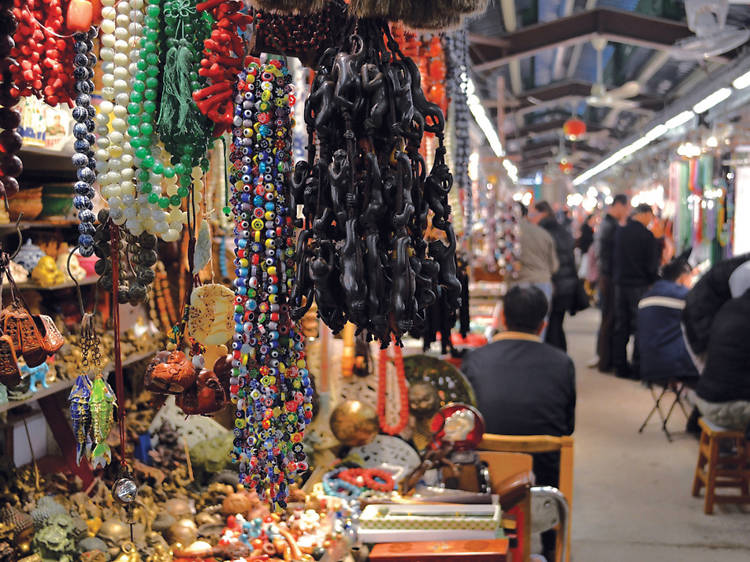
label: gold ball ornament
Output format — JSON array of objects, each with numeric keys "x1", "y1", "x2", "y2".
[{"x1": 329, "y1": 400, "x2": 379, "y2": 447}]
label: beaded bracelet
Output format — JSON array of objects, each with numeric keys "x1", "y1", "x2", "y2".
[
  {"x1": 229, "y1": 58, "x2": 313, "y2": 510},
  {"x1": 322, "y1": 470, "x2": 362, "y2": 499}
]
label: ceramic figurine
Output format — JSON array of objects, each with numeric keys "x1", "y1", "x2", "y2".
[
  {"x1": 20, "y1": 361, "x2": 49, "y2": 393},
  {"x1": 14, "y1": 240, "x2": 45, "y2": 273},
  {"x1": 56, "y1": 252, "x2": 86, "y2": 282},
  {"x1": 31, "y1": 256, "x2": 64, "y2": 287},
  {"x1": 30, "y1": 512, "x2": 76, "y2": 562},
  {"x1": 9, "y1": 261, "x2": 28, "y2": 283}
]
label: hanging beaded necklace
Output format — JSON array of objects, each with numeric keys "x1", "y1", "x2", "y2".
[
  {"x1": 229, "y1": 58, "x2": 313, "y2": 510},
  {"x1": 71, "y1": 28, "x2": 98, "y2": 257},
  {"x1": 129, "y1": 0, "x2": 213, "y2": 232},
  {"x1": 377, "y1": 343, "x2": 409, "y2": 436},
  {"x1": 97, "y1": 0, "x2": 160, "y2": 238}
]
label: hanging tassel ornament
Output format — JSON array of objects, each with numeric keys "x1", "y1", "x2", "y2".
[
  {"x1": 71, "y1": 28, "x2": 98, "y2": 257},
  {"x1": 229, "y1": 58, "x2": 313, "y2": 510}
]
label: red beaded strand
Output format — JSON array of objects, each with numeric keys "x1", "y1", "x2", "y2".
[{"x1": 377, "y1": 342, "x2": 409, "y2": 436}]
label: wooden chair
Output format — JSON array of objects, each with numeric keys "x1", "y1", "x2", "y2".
[
  {"x1": 692, "y1": 417, "x2": 750, "y2": 514},
  {"x1": 477, "y1": 451, "x2": 534, "y2": 562},
  {"x1": 479, "y1": 434, "x2": 574, "y2": 562}
]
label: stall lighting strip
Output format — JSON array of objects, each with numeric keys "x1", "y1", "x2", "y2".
[
  {"x1": 464, "y1": 77, "x2": 518, "y2": 182},
  {"x1": 573, "y1": 82, "x2": 741, "y2": 186}
]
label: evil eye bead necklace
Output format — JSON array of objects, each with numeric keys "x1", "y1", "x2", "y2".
[
  {"x1": 229, "y1": 58, "x2": 313, "y2": 510},
  {"x1": 71, "y1": 28, "x2": 98, "y2": 257}
]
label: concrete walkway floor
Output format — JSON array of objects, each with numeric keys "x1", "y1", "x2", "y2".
[{"x1": 565, "y1": 309, "x2": 750, "y2": 561}]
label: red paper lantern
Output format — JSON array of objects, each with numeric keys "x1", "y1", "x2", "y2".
[
  {"x1": 559, "y1": 160, "x2": 574, "y2": 174},
  {"x1": 563, "y1": 118, "x2": 587, "y2": 140}
]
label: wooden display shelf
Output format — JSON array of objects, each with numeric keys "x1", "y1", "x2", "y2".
[
  {"x1": 20, "y1": 145, "x2": 75, "y2": 159},
  {"x1": 2, "y1": 277, "x2": 99, "y2": 292},
  {"x1": 0, "y1": 220, "x2": 78, "y2": 232},
  {"x1": 0, "y1": 348, "x2": 157, "y2": 414}
]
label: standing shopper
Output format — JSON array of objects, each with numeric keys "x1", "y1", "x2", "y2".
[
  {"x1": 513, "y1": 203, "x2": 559, "y2": 328},
  {"x1": 594, "y1": 194, "x2": 628, "y2": 372},
  {"x1": 612, "y1": 204, "x2": 664, "y2": 379},
  {"x1": 534, "y1": 201, "x2": 578, "y2": 351}
]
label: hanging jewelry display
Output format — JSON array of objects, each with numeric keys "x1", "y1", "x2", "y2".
[
  {"x1": 69, "y1": 313, "x2": 116, "y2": 469},
  {"x1": 443, "y1": 27, "x2": 472, "y2": 234},
  {"x1": 96, "y1": 0, "x2": 153, "y2": 237},
  {"x1": 377, "y1": 342, "x2": 409, "y2": 435},
  {"x1": 290, "y1": 21, "x2": 462, "y2": 346},
  {"x1": 229, "y1": 58, "x2": 313, "y2": 510},
  {"x1": 250, "y1": 1, "x2": 353, "y2": 65},
  {"x1": 93, "y1": 209, "x2": 157, "y2": 304},
  {"x1": 9, "y1": 0, "x2": 76, "y2": 106},
  {"x1": 71, "y1": 27, "x2": 98, "y2": 257},
  {"x1": 194, "y1": 0, "x2": 252, "y2": 135},
  {"x1": 0, "y1": 1, "x2": 22, "y2": 202}
]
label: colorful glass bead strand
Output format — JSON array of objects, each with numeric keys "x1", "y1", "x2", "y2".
[
  {"x1": 71, "y1": 28, "x2": 98, "y2": 257},
  {"x1": 229, "y1": 58, "x2": 313, "y2": 510}
]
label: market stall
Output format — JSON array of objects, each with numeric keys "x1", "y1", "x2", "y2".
[{"x1": 0, "y1": 1, "x2": 546, "y2": 561}]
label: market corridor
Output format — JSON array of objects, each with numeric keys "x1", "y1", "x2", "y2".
[{"x1": 566, "y1": 310, "x2": 750, "y2": 561}]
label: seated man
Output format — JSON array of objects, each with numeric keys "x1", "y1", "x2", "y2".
[
  {"x1": 461, "y1": 285, "x2": 576, "y2": 561},
  {"x1": 637, "y1": 251, "x2": 699, "y2": 383},
  {"x1": 694, "y1": 288, "x2": 750, "y2": 437}
]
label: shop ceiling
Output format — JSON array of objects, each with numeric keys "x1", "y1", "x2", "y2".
[{"x1": 468, "y1": 0, "x2": 750, "y2": 179}]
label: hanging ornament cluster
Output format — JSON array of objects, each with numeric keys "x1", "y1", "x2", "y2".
[
  {"x1": 228, "y1": 58, "x2": 313, "y2": 510},
  {"x1": 253, "y1": 0, "x2": 488, "y2": 29},
  {"x1": 69, "y1": 315, "x2": 116, "y2": 469},
  {"x1": 443, "y1": 28, "x2": 472, "y2": 233},
  {"x1": 250, "y1": 1, "x2": 353, "y2": 66},
  {"x1": 71, "y1": 28, "x2": 98, "y2": 257},
  {"x1": 290, "y1": 21, "x2": 462, "y2": 345},
  {"x1": 0, "y1": 1, "x2": 21, "y2": 201},
  {"x1": 194, "y1": 0, "x2": 252, "y2": 135},
  {"x1": 93, "y1": 209, "x2": 157, "y2": 304},
  {"x1": 97, "y1": 0, "x2": 212, "y2": 241},
  {"x1": 563, "y1": 117, "x2": 586, "y2": 141},
  {"x1": 9, "y1": 0, "x2": 77, "y2": 106},
  {"x1": 391, "y1": 25, "x2": 447, "y2": 117},
  {"x1": 496, "y1": 200, "x2": 520, "y2": 279}
]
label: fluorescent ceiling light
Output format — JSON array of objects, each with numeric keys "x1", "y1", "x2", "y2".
[
  {"x1": 645, "y1": 124, "x2": 668, "y2": 141},
  {"x1": 466, "y1": 79, "x2": 505, "y2": 158},
  {"x1": 732, "y1": 70, "x2": 750, "y2": 89},
  {"x1": 692, "y1": 88, "x2": 732, "y2": 114},
  {"x1": 664, "y1": 110, "x2": 695, "y2": 130}
]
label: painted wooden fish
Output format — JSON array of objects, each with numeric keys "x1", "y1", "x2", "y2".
[
  {"x1": 88, "y1": 374, "x2": 116, "y2": 469},
  {"x1": 68, "y1": 374, "x2": 92, "y2": 465}
]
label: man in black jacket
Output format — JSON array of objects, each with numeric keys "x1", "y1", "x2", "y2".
[
  {"x1": 595, "y1": 194, "x2": 628, "y2": 372},
  {"x1": 612, "y1": 204, "x2": 663, "y2": 379},
  {"x1": 532, "y1": 201, "x2": 578, "y2": 351},
  {"x1": 683, "y1": 254, "x2": 750, "y2": 369},
  {"x1": 461, "y1": 285, "x2": 575, "y2": 560},
  {"x1": 694, "y1": 288, "x2": 750, "y2": 435}
]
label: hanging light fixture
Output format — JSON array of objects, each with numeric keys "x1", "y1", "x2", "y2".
[
  {"x1": 559, "y1": 160, "x2": 574, "y2": 174},
  {"x1": 563, "y1": 117, "x2": 587, "y2": 140}
]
